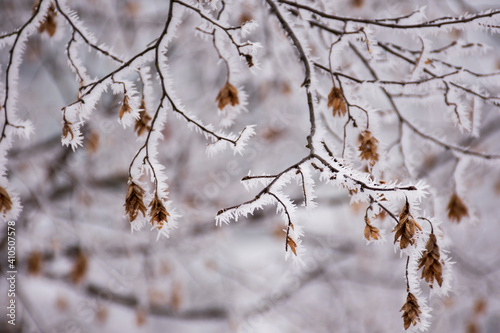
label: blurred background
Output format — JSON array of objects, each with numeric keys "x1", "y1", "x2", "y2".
[{"x1": 1, "y1": 0, "x2": 500, "y2": 332}]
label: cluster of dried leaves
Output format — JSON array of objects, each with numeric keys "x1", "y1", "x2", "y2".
[
  {"x1": 327, "y1": 87, "x2": 347, "y2": 117},
  {"x1": 400, "y1": 292, "x2": 422, "y2": 330},
  {"x1": 125, "y1": 182, "x2": 169, "y2": 229},
  {"x1": 393, "y1": 201, "x2": 422, "y2": 249},
  {"x1": 216, "y1": 82, "x2": 239, "y2": 110}
]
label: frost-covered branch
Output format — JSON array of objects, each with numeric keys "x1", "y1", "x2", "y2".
[{"x1": 278, "y1": 0, "x2": 500, "y2": 30}]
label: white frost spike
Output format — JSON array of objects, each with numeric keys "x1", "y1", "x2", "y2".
[
  {"x1": 139, "y1": 66, "x2": 155, "y2": 116},
  {"x1": 215, "y1": 193, "x2": 275, "y2": 226},
  {"x1": 273, "y1": 190, "x2": 297, "y2": 222},
  {"x1": 242, "y1": 172, "x2": 273, "y2": 191},
  {"x1": 297, "y1": 163, "x2": 317, "y2": 209},
  {"x1": 12, "y1": 120, "x2": 34, "y2": 140},
  {"x1": 130, "y1": 216, "x2": 148, "y2": 233},
  {"x1": 241, "y1": 20, "x2": 259, "y2": 38}
]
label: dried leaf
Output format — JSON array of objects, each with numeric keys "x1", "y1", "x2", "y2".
[
  {"x1": 62, "y1": 121, "x2": 74, "y2": 140},
  {"x1": 96, "y1": 306, "x2": 108, "y2": 323},
  {"x1": 0, "y1": 186, "x2": 13, "y2": 215},
  {"x1": 447, "y1": 193, "x2": 469, "y2": 223},
  {"x1": 287, "y1": 236, "x2": 298, "y2": 256},
  {"x1": 136, "y1": 307, "x2": 147, "y2": 326},
  {"x1": 56, "y1": 296, "x2": 69, "y2": 311},
  {"x1": 393, "y1": 201, "x2": 422, "y2": 249},
  {"x1": 149, "y1": 195, "x2": 169, "y2": 229},
  {"x1": 400, "y1": 292, "x2": 422, "y2": 330},
  {"x1": 358, "y1": 130, "x2": 379, "y2": 165},
  {"x1": 38, "y1": 4, "x2": 57, "y2": 37},
  {"x1": 170, "y1": 281, "x2": 182, "y2": 311},
  {"x1": 466, "y1": 322, "x2": 479, "y2": 333},
  {"x1": 364, "y1": 217, "x2": 381, "y2": 241},
  {"x1": 134, "y1": 98, "x2": 152, "y2": 136},
  {"x1": 27, "y1": 251, "x2": 43, "y2": 276},
  {"x1": 125, "y1": 182, "x2": 147, "y2": 222},
  {"x1": 352, "y1": 0, "x2": 364, "y2": 8},
  {"x1": 239, "y1": 12, "x2": 253, "y2": 25},
  {"x1": 417, "y1": 233, "x2": 443, "y2": 287},
  {"x1": 86, "y1": 131, "x2": 100, "y2": 153},
  {"x1": 474, "y1": 298, "x2": 487, "y2": 315},
  {"x1": 70, "y1": 249, "x2": 88, "y2": 284},
  {"x1": 119, "y1": 95, "x2": 131, "y2": 119},
  {"x1": 244, "y1": 54, "x2": 254, "y2": 67},
  {"x1": 327, "y1": 87, "x2": 347, "y2": 117},
  {"x1": 216, "y1": 82, "x2": 239, "y2": 110}
]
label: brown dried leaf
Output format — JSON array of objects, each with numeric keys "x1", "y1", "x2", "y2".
[
  {"x1": 86, "y1": 131, "x2": 100, "y2": 153},
  {"x1": 136, "y1": 307, "x2": 147, "y2": 326},
  {"x1": 417, "y1": 233, "x2": 443, "y2": 287},
  {"x1": 239, "y1": 12, "x2": 253, "y2": 25},
  {"x1": 38, "y1": 4, "x2": 57, "y2": 37},
  {"x1": 62, "y1": 121, "x2": 74, "y2": 140},
  {"x1": 96, "y1": 306, "x2": 108, "y2": 323},
  {"x1": 447, "y1": 193, "x2": 469, "y2": 223},
  {"x1": 466, "y1": 321, "x2": 478, "y2": 333},
  {"x1": 495, "y1": 178, "x2": 500, "y2": 194},
  {"x1": 56, "y1": 296, "x2": 69, "y2": 311},
  {"x1": 474, "y1": 298, "x2": 487, "y2": 316},
  {"x1": 70, "y1": 249, "x2": 88, "y2": 284},
  {"x1": 125, "y1": 182, "x2": 147, "y2": 222},
  {"x1": 119, "y1": 95, "x2": 131, "y2": 119},
  {"x1": 287, "y1": 236, "x2": 298, "y2": 256},
  {"x1": 149, "y1": 195, "x2": 169, "y2": 229},
  {"x1": 352, "y1": 0, "x2": 364, "y2": 8},
  {"x1": 358, "y1": 130, "x2": 379, "y2": 165},
  {"x1": 0, "y1": 186, "x2": 13, "y2": 215},
  {"x1": 27, "y1": 251, "x2": 43, "y2": 276},
  {"x1": 244, "y1": 54, "x2": 254, "y2": 68},
  {"x1": 364, "y1": 218, "x2": 381, "y2": 241},
  {"x1": 170, "y1": 281, "x2": 182, "y2": 311},
  {"x1": 216, "y1": 82, "x2": 239, "y2": 110},
  {"x1": 393, "y1": 201, "x2": 422, "y2": 249},
  {"x1": 400, "y1": 292, "x2": 422, "y2": 330},
  {"x1": 327, "y1": 87, "x2": 347, "y2": 117},
  {"x1": 134, "y1": 98, "x2": 152, "y2": 136}
]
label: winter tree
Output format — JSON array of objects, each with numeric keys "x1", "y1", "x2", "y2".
[{"x1": 1, "y1": 0, "x2": 500, "y2": 332}]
